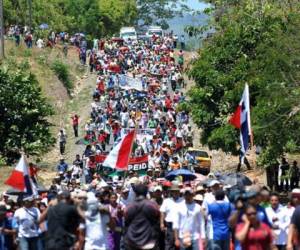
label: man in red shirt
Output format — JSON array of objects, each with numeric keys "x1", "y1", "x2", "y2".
[{"x1": 71, "y1": 114, "x2": 79, "y2": 137}]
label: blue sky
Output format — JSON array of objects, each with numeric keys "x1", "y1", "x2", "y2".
[{"x1": 186, "y1": 0, "x2": 209, "y2": 10}]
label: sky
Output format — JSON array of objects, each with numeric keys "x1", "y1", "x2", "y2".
[{"x1": 186, "y1": 0, "x2": 209, "y2": 10}]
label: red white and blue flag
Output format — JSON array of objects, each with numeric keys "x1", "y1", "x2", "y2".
[
  {"x1": 103, "y1": 130, "x2": 136, "y2": 170},
  {"x1": 5, "y1": 155, "x2": 38, "y2": 195},
  {"x1": 229, "y1": 84, "x2": 252, "y2": 158}
]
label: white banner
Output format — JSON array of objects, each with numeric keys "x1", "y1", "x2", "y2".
[{"x1": 119, "y1": 75, "x2": 143, "y2": 91}]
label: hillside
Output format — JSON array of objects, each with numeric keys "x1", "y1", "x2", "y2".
[{"x1": 0, "y1": 41, "x2": 97, "y2": 188}]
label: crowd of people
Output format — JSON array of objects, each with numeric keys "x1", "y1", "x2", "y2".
[{"x1": 2, "y1": 32, "x2": 300, "y2": 250}]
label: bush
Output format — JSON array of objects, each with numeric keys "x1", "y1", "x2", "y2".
[
  {"x1": 0, "y1": 67, "x2": 55, "y2": 163},
  {"x1": 51, "y1": 60, "x2": 73, "y2": 95}
]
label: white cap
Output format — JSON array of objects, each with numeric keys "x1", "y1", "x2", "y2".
[
  {"x1": 292, "y1": 188, "x2": 300, "y2": 194},
  {"x1": 154, "y1": 186, "x2": 162, "y2": 192},
  {"x1": 194, "y1": 194, "x2": 204, "y2": 201},
  {"x1": 209, "y1": 180, "x2": 220, "y2": 187}
]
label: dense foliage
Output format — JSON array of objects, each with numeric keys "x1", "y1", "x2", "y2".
[
  {"x1": 137, "y1": 0, "x2": 190, "y2": 29},
  {"x1": 51, "y1": 60, "x2": 73, "y2": 95},
  {"x1": 4, "y1": 0, "x2": 137, "y2": 37},
  {"x1": 0, "y1": 66, "x2": 55, "y2": 163},
  {"x1": 188, "y1": 0, "x2": 300, "y2": 165}
]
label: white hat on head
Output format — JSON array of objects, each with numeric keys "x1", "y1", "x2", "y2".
[
  {"x1": 194, "y1": 194, "x2": 204, "y2": 201},
  {"x1": 154, "y1": 186, "x2": 162, "y2": 192},
  {"x1": 209, "y1": 180, "x2": 220, "y2": 187}
]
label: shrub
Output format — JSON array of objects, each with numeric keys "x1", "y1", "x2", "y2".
[{"x1": 51, "y1": 60, "x2": 73, "y2": 95}]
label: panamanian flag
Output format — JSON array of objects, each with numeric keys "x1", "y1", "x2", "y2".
[
  {"x1": 5, "y1": 155, "x2": 38, "y2": 195},
  {"x1": 229, "y1": 84, "x2": 252, "y2": 159}
]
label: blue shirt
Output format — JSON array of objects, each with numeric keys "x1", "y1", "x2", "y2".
[
  {"x1": 0, "y1": 217, "x2": 15, "y2": 250},
  {"x1": 57, "y1": 162, "x2": 68, "y2": 172},
  {"x1": 208, "y1": 201, "x2": 232, "y2": 240}
]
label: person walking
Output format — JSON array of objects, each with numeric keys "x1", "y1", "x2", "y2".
[
  {"x1": 58, "y1": 129, "x2": 67, "y2": 154},
  {"x1": 207, "y1": 189, "x2": 232, "y2": 250},
  {"x1": 41, "y1": 191, "x2": 82, "y2": 250},
  {"x1": 160, "y1": 182, "x2": 182, "y2": 250},
  {"x1": 80, "y1": 192, "x2": 115, "y2": 250},
  {"x1": 173, "y1": 187, "x2": 206, "y2": 250},
  {"x1": 71, "y1": 115, "x2": 79, "y2": 138},
  {"x1": 290, "y1": 161, "x2": 299, "y2": 190},
  {"x1": 13, "y1": 196, "x2": 40, "y2": 250},
  {"x1": 279, "y1": 157, "x2": 290, "y2": 191},
  {"x1": 124, "y1": 184, "x2": 160, "y2": 250},
  {"x1": 235, "y1": 204, "x2": 275, "y2": 250},
  {"x1": 265, "y1": 193, "x2": 290, "y2": 250}
]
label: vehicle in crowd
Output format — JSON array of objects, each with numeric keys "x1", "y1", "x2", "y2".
[
  {"x1": 135, "y1": 27, "x2": 148, "y2": 41},
  {"x1": 187, "y1": 147, "x2": 211, "y2": 175},
  {"x1": 146, "y1": 26, "x2": 164, "y2": 38},
  {"x1": 120, "y1": 26, "x2": 138, "y2": 41}
]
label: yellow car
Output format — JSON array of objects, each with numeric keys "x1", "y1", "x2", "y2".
[{"x1": 187, "y1": 148, "x2": 211, "y2": 175}]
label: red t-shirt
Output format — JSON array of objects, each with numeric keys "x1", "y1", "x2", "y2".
[
  {"x1": 236, "y1": 222, "x2": 272, "y2": 250},
  {"x1": 165, "y1": 98, "x2": 172, "y2": 109},
  {"x1": 72, "y1": 116, "x2": 79, "y2": 126}
]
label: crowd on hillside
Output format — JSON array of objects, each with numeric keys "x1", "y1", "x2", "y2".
[{"x1": 2, "y1": 29, "x2": 300, "y2": 250}]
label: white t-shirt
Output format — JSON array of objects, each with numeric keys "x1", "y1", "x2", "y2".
[
  {"x1": 160, "y1": 197, "x2": 183, "y2": 223},
  {"x1": 173, "y1": 201, "x2": 205, "y2": 240},
  {"x1": 83, "y1": 213, "x2": 110, "y2": 250},
  {"x1": 265, "y1": 205, "x2": 290, "y2": 245},
  {"x1": 14, "y1": 207, "x2": 40, "y2": 238}
]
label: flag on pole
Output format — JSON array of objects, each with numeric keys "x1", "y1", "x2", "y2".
[
  {"x1": 103, "y1": 130, "x2": 135, "y2": 170},
  {"x1": 229, "y1": 84, "x2": 252, "y2": 157},
  {"x1": 5, "y1": 155, "x2": 38, "y2": 195}
]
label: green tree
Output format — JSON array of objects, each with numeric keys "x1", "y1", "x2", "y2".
[
  {"x1": 0, "y1": 67, "x2": 55, "y2": 163},
  {"x1": 137, "y1": 0, "x2": 189, "y2": 29},
  {"x1": 3, "y1": 0, "x2": 137, "y2": 38},
  {"x1": 188, "y1": 0, "x2": 300, "y2": 165}
]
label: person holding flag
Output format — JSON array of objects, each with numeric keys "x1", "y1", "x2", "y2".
[
  {"x1": 5, "y1": 155, "x2": 38, "y2": 196},
  {"x1": 229, "y1": 84, "x2": 252, "y2": 172}
]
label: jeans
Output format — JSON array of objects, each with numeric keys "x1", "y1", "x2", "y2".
[
  {"x1": 207, "y1": 239, "x2": 230, "y2": 250},
  {"x1": 73, "y1": 125, "x2": 78, "y2": 137},
  {"x1": 59, "y1": 141, "x2": 65, "y2": 154},
  {"x1": 165, "y1": 222, "x2": 176, "y2": 250},
  {"x1": 276, "y1": 245, "x2": 286, "y2": 250},
  {"x1": 19, "y1": 237, "x2": 39, "y2": 250},
  {"x1": 180, "y1": 239, "x2": 199, "y2": 250}
]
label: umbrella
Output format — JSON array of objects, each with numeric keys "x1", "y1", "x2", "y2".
[
  {"x1": 165, "y1": 169, "x2": 196, "y2": 182},
  {"x1": 220, "y1": 173, "x2": 252, "y2": 187},
  {"x1": 39, "y1": 23, "x2": 49, "y2": 29}
]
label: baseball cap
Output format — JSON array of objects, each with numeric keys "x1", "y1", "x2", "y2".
[
  {"x1": 194, "y1": 194, "x2": 204, "y2": 201},
  {"x1": 23, "y1": 195, "x2": 35, "y2": 202},
  {"x1": 196, "y1": 185, "x2": 205, "y2": 192},
  {"x1": 208, "y1": 180, "x2": 220, "y2": 187},
  {"x1": 154, "y1": 186, "x2": 162, "y2": 192},
  {"x1": 292, "y1": 188, "x2": 300, "y2": 194}
]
